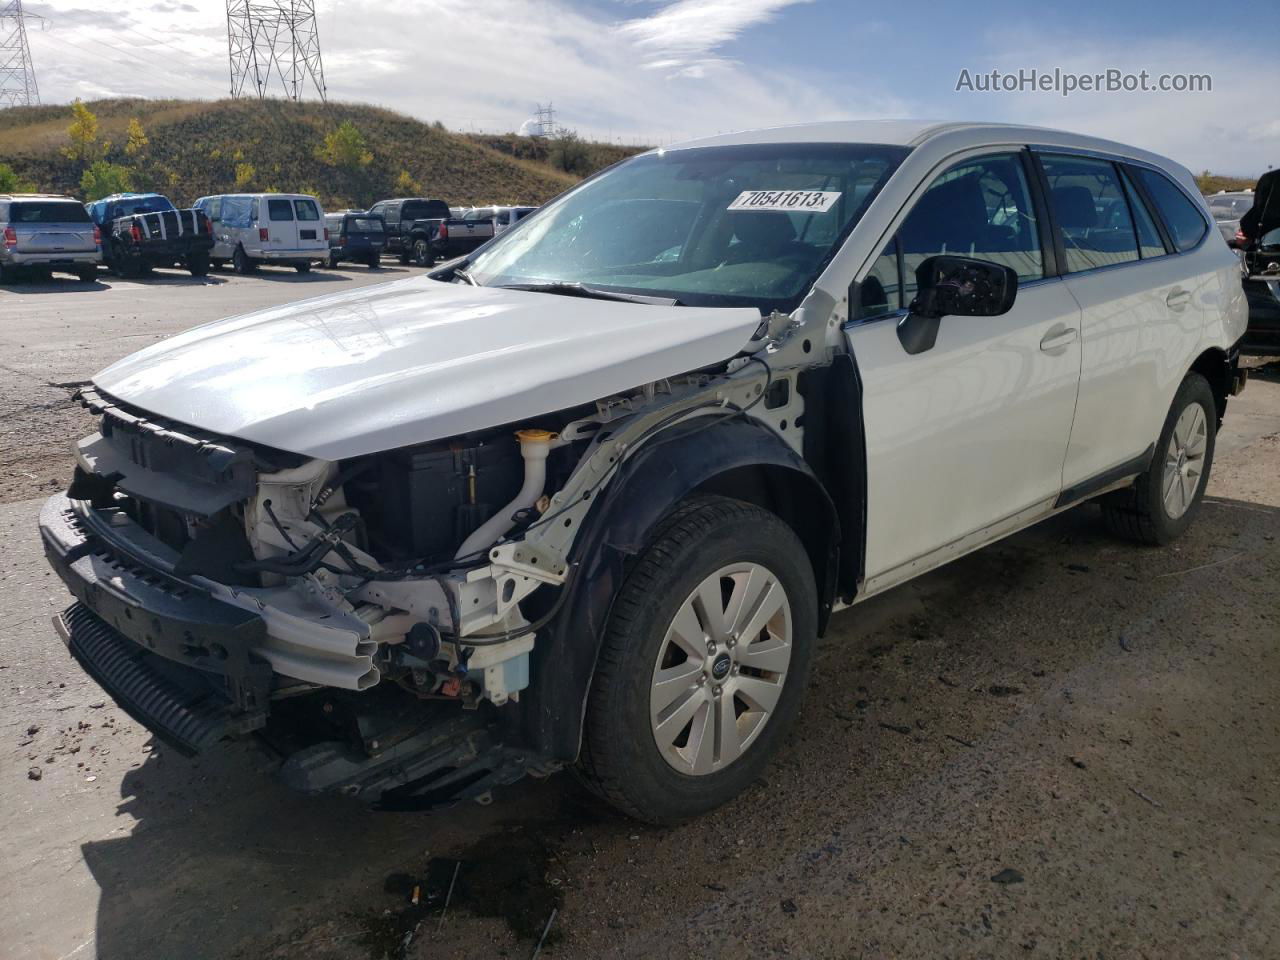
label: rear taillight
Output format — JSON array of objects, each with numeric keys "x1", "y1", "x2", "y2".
[
  {"x1": 259, "y1": 227, "x2": 269, "y2": 242},
  {"x1": 338, "y1": 235, "x2": 346, "y2": 246},
  {"x1": 205, "y1": 217, "x2": 213, "y2": 236},
  {"x1": 437, "y1": 222, "x2": 448, "y2": 240},
  {"x1": 323, "y1": 227, "x2": 330, "y2": 242},
  {"x1": 2, "y1": 226, "x2": 15, "y2": 249},
  {"x1": 92, "y1": 225, "x2": 101, "y2": 245},
  {"x1": 129, "y1": 223, "x2": 143, "y2": 243}
]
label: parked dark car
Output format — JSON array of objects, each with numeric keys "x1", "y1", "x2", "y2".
[
  {"x1": 1240, "y1": 230, "x2": 1280, "y2": 354},
  {"x1": 324, "y1": 212, "x2": 385, "y2": 268},
  {"x1": 365, "y1": 197, "x2": 450, "y2": 265},
  {"x1": 86, "y1": 193, "x2": 213, "y2": 278}
]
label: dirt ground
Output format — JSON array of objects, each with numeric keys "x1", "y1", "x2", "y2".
[{"x1": 1, "y1": 269, "x2": 1278, "y2": 960}]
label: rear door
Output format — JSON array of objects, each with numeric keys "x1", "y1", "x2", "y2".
[
  {"x1": 265, "y1": 197, "x2": 298, "y2": 251},
  {"x1": 10, "y1": 201, "x2": 97, "y2": 255},
  {"x1": 845, "y1": 150, "x2": 1083, "y2": 590},
  {"x1": 292, "y1": 197, "x2": 325, "y2": 253},
  {"x1": 1037, "y1": 152, "x2": 1204, "y2": 490}
]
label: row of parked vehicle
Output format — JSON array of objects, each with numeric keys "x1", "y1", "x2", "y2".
[{"x1": 0, "y1": 190, "x2": 537, "y2": 283}]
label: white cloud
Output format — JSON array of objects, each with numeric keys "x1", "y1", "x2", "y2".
[{"x1": 618, "y1": 0, "x2": 811, "y2": 73}]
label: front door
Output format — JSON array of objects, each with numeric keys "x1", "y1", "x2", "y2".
[{"x1": 844, "y1": 151, "x2": 1083, "y2": 590}]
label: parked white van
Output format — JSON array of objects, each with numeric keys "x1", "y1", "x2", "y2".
[{"x1": 192, "y1": 193, "x2": 328, "y2": 274}]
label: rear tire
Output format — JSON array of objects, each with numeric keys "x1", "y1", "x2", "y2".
[
  {"x1": 76, "y1": 266, "x2": 97, "y2": 282},
  {"x1": 412, "y1": 239, "x2": 433, "y2": 266},
  {"x1": 1101, "y1": 373, "x2": 1217, "y2": 545},
  {"x1": 232, "y1": 246, "x2": 255, "y2": 274},
  {"x1": 186, "y1": 253, "x2": 209, "y2": 277},
  {"x1": 367, "y1": 256, "x2": 380, "y2": 269},
  {"x1": 294, "y1": 262, "x2": 312, "y2": 274},
  {"x1": 328, "y1": 253, "x2": 341, "y2": 269},
  {"x1": 578, "y1": 495, "x2": 816, "y2": 824},
  {"x1": 398, "y1": 251, "x2": 411, "y2": 265},
  {"x1": 211, "y1": 258, "x2": 227, "y2": 271}
]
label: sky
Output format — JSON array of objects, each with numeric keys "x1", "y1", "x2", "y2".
[{"x1": 17, "y1": 0, "x2": 1277, "y2": 175}]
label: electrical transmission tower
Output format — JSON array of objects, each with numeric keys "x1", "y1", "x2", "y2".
[
  {"x1": 533, "y1": 102, "x2": 556, "y2": 138},
  {"x1": 226, "y1": 1, "x2": 327, "y2": 102},
  {"x1": 0, "y1": 0, "x2": 40, "y2": 108}
]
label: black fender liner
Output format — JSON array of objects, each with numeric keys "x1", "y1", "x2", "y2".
[{"x1": 507, "y1": 414, "x2": 840, "y2": 762}]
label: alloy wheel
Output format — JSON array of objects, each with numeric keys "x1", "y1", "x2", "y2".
[
  {"x1": 1162, "y1": 402, "x2": 1207, "y2": 519},
  {"x1": 649, "y1": 562, "x2": 792, "y2": 776}
]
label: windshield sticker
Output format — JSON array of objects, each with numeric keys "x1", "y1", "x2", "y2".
[{"x1": 728, "y1": 190, "x2": 842, "y2": 213}]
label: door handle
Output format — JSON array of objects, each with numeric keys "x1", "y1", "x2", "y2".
[
  {"x1": 1166, "y1": 288, "x2": 1192, "y2": 309},
  {"x1": 1039, "y1": 326, "x2": 1079, "y2": 353}
]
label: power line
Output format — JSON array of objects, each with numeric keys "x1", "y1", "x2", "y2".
[
  {"x1": 226, "y1": 0, "x2": 326, "y2": 102},
  {"x1": 0, "y1": 0, "x2": 40, "y2": 107}
]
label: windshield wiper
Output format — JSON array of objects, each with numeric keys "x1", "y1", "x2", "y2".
[{"x1": 497, "y1": 281, "x2": 681, "y2": 306}]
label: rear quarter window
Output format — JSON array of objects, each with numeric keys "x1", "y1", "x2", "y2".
[
  {"x1": 1133, "y1": 168, "x2": 1209, "y2": 252},
  {"x1": 403, "y1": 200, "x2": 449, "y2": 221},
  {"x1": 11, "y1": 201, "x2": 92, "y2": 224}
]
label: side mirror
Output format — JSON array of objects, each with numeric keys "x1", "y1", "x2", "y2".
[{"x1": 897, "y1": 255, "x2": 1019, "y2": 355}]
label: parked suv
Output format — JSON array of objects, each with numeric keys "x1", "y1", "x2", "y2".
[
  {"x1": 193, "y1": 193, "x2": 328, "y2": 273},
  {"x1": 41, "y1": 122, "x2": 1246, "y2": 824},
  {"x1": 0, "y1": 194, "x2": 100, "y2": 283},
  {"x1": 323, "y1": 212, "x2": 385, "y2": 268}
]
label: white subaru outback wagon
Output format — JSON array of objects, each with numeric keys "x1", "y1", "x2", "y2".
[{"x1": 41, "y1": 121, "x2": 1248, "y2": 823}]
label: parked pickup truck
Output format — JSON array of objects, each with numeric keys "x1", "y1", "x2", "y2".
[
  {"x1": 86, "y1": 193, "x2": 213, "y2": 278},
  {"x1": 366, "y1": 197, "x2": 451, "y2": 265}
]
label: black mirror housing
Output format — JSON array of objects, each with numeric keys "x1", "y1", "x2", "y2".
[{"x1": 897, "y1": 256, "x2": 1019, "y2": 355}]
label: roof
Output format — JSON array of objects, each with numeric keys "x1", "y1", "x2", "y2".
[{"x1": 662, "y1": 120, "x2": 1180, "y2": 170}]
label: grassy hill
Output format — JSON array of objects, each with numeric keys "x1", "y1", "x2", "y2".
[{"x1": 0, "y1": 98, "x2": 646, "y2": 209}]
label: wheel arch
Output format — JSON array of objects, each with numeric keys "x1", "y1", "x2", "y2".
[
  {"x1": 508, "y1": 414, "x2": 841, "y2": 763},
  {"x1": 1188, "y1": 345, "x2": 1232, "y2": 425}
]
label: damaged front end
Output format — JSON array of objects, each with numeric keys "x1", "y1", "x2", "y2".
[{"x1": 40, "y1": 350, "x2": 786, "y2": 806}]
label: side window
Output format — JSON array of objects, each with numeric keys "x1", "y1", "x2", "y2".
[
  {"x1": 293, "y1": 198, "x2": 320, "y2": 221},
  {"x1": 250, "y1": 198, "x2": 260, "y2": 221},
  {"x1": 1040, "y1": 154, "x2": 1139, "y2": 273},
  {"x1": 898, "y1": 152, "x2": 1044, "y2": 301},
  {"x1": 1133, "y1": 168, "x2": 1208, "y2": 252},
  {"x1": 1119, "y1": 168, "x2": 1166, "y2": 258},
  {"x1": 856, "y1": 240, "x2": 902, "y2": 319},
  {"x1": 268, "y1": 198, "x2": 294, "y2": 221},
  {"x1": 206, "y1": 198, "x2": 222, "y2": 221}
]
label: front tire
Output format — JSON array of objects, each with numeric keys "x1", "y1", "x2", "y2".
[
  {"x1": 232, "y1": 246, "x2": 256, "y2": 274},
  {"x1": 1102, "y1": 373, "x2": 1217, "y2": 545},
  {"x1": 186, "y1": 252, "x2": 209, "y2": 277},
  {"x1": 76, "y1": 266, "x2": 98, "y2": 282},
  {"x1": 294, "y1": 262, "x2": 312, "y2": 274},
  {"x1": 578, "y1": 495, "x2": 816, "y2": 824}
]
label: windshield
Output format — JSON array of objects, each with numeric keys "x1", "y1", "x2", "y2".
[
  {"x1": 1207, "y1": 193, "x2": 1252, "y2": 221},
  {"x1": 466, "y1": 142, "x2": 909, "y2": 311}
]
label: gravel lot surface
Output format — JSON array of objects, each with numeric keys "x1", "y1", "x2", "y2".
[{"x1": 1, "y1": 268, "x2": 1277, "y2": 960}]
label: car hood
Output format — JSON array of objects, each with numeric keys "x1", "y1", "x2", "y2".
[{"x1": 92, "y1": 276, "x2": 762, "y2": 460}]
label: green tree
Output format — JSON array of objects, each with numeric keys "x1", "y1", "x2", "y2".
[
  {"x1": 548, "y1": 127, "x2": 590, "y2": 176},
  {"x1": 124, "y1": 117, "x2": 149, "y2": 158},
  {"x1": 234, "y1": 162, "x2": 255, "y2": 190},
  {"x1": 318, "y1": 120, "x2": 373, "y2": 169},
  {"x1": 0, "y1": 162, "x2": 35, "y2": 193},
  {"x1": 394, "y1": 169, "x2": 420, "y2": 195},
  {"x1": 318, "y1": 120, "x2": 373, "y2": 205},
  {"x1": 63, "y1": 100, "x2": 109, "y2": 170},
  {"x1": 80, "y1": 161, "x2": 133, "y2": 201}
]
